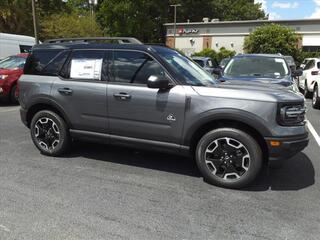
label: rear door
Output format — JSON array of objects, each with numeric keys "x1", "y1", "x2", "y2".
[
  {"x1": 107, "y1": 50, "x2": 186, "y2": 144},
  {"x1": 51, "y1": 49, "x2": 108, "y2": 133}
]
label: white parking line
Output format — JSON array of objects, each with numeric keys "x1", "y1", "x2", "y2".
[
  {"x1": 307, "y1": 120, "x2": 320, "y2": 147},
  {"x1": 0, "y1": 107, "x2": 19, "y2": 113}
]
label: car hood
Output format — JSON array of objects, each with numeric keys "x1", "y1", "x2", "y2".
[
  {"x1": 192, "y1": 81, "x2": 304, "y2": 103},
  {"x1": 0, "y1": 68, "x2": 22, "y2": 75},
  {"x1": 220, "y1": 76, "x2": 293, "y2": 87}
]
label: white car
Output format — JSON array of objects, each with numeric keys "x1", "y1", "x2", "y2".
[
  {"x1": 312, "y1": 73, "x2": 320, "y2": 109},
  {"x1": 298, "y1": 58, "x2": 320, "y2": 98},
  {"x1": 300, "y1": 58, "x2": 313, "y2": 69}
]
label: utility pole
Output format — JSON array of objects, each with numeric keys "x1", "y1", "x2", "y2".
[
  {"x1": 31, "y1": 0, "x2": 39, "y2": 44},
  {"x1": 170, "y1": 4, "x2": 181, "y2": 48}
]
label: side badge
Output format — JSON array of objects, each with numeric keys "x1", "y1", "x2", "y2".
[{"x1": 167, "y1": 114, "x2": 176, "y2": 122}]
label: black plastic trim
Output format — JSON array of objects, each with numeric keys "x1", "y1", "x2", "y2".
[{"x1": 70, "y1": 129, "x2": 190, "y2": 156}]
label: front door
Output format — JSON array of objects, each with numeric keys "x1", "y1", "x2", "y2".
[
  {"x1": 107, "y1": 50, "x2": 186, "y2": 144},
  {"x1": 51, "y1": 49, "x2": 108, "y2": 133}
]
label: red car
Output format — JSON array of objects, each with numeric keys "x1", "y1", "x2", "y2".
[{"x1": 0, "y1": 53, "x2": 28, "y2": 103}]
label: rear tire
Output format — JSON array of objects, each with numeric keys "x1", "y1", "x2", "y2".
[
  {"x1": 312, "y1": 85, "x2": 320, "y2": 109},
  {"x1": 195, "y1": 128, "x2": 263, "y2": 189},
  {"x1": 304, "y1": 81, "x2": 312, "y2": 98},
  {"x1": 30, "y1": 110, "x2": 70, "y2": 156}
]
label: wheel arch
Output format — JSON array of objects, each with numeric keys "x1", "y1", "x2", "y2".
[
  {"x1": 26, "y1": 100, "x2": 72, "y2": 128},
  {"x1": 186, "y1": 112, "x2": 270, "y2": 162}
]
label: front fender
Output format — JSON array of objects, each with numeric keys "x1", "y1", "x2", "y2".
[{"x1": 183, "y1": 108, "x2": 272, "y2": 146}]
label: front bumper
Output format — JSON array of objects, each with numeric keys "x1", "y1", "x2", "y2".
[
  {"x1": 265, "y1": 133, "x2": 309, "y2": 162},
  {"x1": 0, "y1": 86, "x2": 9, "y2": 99}
]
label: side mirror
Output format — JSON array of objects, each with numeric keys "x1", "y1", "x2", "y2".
[
  {"x1": 147, "y1": 75, "x2": 170, "y2": 89},
  {"x1": 212, "y1": 68, "x2": 222, "y2": 76},
  {"x1": 292, "y1": 69, "x2": 303, "y2": 77}
]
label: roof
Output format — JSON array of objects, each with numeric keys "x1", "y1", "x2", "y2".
[
  {"x1": 234, "y1": 53, "x2": 285, "y2": 58},
  {"x1": 0, "y1": 33, "x2": 35, "y2": 42},
  {"x1": 32, "y1": 42, "x2": 172, "y2": 53},
  {"x1": 164, "y1": 18, "x2": 320, "y2": 27},
  {"x1": 16, "y1": 53, "x2": 29, "y2": 58}
]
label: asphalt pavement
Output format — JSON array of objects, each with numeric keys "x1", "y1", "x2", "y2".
[{"x1": 0, "y1": 101, "x2": 319, "y2": 240}]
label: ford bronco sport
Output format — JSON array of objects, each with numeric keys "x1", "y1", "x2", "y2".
[{"x1": 19, "y1": 37, "x2": 309, "y2": 188}]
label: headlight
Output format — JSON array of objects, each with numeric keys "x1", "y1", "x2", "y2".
[
  {"x1": 278, "y1": 103, "x2": 306, "y2": 126},
  {"x1": 0, "y1": 75, "x2": 8, "y2": 80}
]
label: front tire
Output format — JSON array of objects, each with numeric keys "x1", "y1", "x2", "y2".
[
  {"x1": 30, "y1": 110, "x2": 70, "y2": 156},
  {"x1": 195, "y1": 128, "x2": 263, "y2": 189},
  {"x1": 312, "y1": 85, "x2": 320, "y2": 109}
]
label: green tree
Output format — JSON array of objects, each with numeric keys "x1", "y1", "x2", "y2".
[
  {"x1": 97, "y1": 0, "x2": 170, "y2": 43},
  {"x1": 96, "y1": 0, "x2": 266, "y2": 43},
  {"x1": 244, "y1": 24, "x2": 300, "y2": 58},
  {"x1": 40, "y1": 13, "x2": 103, "y2": 39},
  {"x1": 0, "y1": 0, "x2": 33, "y2": 35},
  {"x1": 210, "y1": 0, "x2": 266, "y2": 21}
]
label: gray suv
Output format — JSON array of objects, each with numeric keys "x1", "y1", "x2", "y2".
[{"x1": 19, "y1": 37, "x2": 309, "y2": 188}]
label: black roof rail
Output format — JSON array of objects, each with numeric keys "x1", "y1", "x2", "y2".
[{"x1": 43, "y1": 37, "x2": 143, "y2": 45}]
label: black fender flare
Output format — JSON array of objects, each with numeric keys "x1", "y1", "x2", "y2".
[
  {"x1": 26, "y1": 97, "x2": 72, "y2": 128},
  {"x1": 183, "y1": 108, "x2": 272, "y2": 146}
]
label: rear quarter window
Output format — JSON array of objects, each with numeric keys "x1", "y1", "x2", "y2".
[{"x1": 24, "y1": 50, "x2": 64, "y2": 75}]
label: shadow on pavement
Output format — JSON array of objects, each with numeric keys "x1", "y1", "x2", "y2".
[
  {"x1": 245, "y1": 152, "x2": 315, "y2": 191},
  {"x1": 67, "y1": 142, "x2": 314, "y2": 190},
  {"x1": 66, "y1": 142, "x2": 201, "y2": 178},
  {"x1": 0, "y1": 102, "x2": 19, "y2": 107}
]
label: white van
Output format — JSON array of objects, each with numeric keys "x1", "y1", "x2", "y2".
[{"x1": 0, "y1": 33, "x2": 35, "y2": 59}]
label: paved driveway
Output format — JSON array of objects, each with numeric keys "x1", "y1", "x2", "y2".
[{"x1": 0, "y1": 101, "x2": 319, "y2": 240}]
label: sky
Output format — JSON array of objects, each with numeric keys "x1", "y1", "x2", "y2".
[{"x1": 254, "y1": 0, "x2": 320, "y2": 20}]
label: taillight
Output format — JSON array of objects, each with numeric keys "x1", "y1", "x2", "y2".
[{"x1": 311, "y1": 71, "x2": 319, "y2": 75}]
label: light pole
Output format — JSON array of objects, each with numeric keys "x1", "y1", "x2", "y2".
[
  {"x1": 31, "y1": 0, "x2": 39, "y2": 44},
  {"x1": 170, "y1": 4, "x2": 181, "y2": 48},
  {"x1": 88, "y1": 0, "x2": 98, "y2": 35}
]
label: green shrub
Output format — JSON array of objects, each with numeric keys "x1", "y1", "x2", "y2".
[{"x1": 192, "y1": 47, "x2": 236, "y2": 62}]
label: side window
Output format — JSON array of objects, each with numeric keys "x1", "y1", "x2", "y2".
[
  {"x1": 64, "y1": 50, "x2": 105, "y2": 81},
  {"x1": 110, "y1": 51, "x2": 166, "y2": 85},
  {"x1": 305, "y1": 60, "x2": 315, "y2": 70},
  {"x1": 19, "y1": 45, "x2": 32, "y2": 53},
  {"x1": 41, "y1": 51, "x2": 70, "y2": 76},
  {"x1": 317, "y1": 62, "x2": 320, "y2": 69},
  {"x1": 24, "y1": 50, "x2": 61, "y2": 75}
]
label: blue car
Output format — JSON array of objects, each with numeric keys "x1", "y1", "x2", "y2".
[{"x1": 214, "y1": 54, "x2": 302, "y2": 90}]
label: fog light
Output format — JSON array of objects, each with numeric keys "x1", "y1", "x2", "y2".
[{"x1": 0, "y1": 87, "x2": 3, "y2": 94}]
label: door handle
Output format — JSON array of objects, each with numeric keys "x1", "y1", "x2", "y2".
[
  {"x1": 58, "y1": 88, "x2": 73, "y2": 95},
  {"x1": 113, "y1": 92, "x2": 131, "y2": 100}
]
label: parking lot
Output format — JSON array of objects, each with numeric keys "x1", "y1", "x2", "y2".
[{"x1": 0, "y1": 100, "x2": 319, "y2": 240}]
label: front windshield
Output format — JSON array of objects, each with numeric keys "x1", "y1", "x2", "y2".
[
  {"x1": 158, "y1": 50, "x2": 216, "y2": 86},
  {"x1": 224, "y1": 56, "x2": 289, "y2": 79},
  {"x1": 0, "y1": 56, "x2": 26, "y2": 70},
  {"x1": 220, "y1": 58, "x2": 230, "y2": 66},
  {"x1": 193, "y1": 59, "x2": 205, "y2": 67}
]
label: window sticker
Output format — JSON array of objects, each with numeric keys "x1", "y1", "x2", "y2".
[{"x1": 70, "y1": 58, "x2": 102, "y2": 80}]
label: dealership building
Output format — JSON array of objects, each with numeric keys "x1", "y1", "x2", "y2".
[{"x1": 164, "y1": 18, "x2": 320, "y2": 56}]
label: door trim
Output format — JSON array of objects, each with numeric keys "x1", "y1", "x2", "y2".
[{"x1": 70, "y1": 129, "x2": 190, "y2": 155}]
